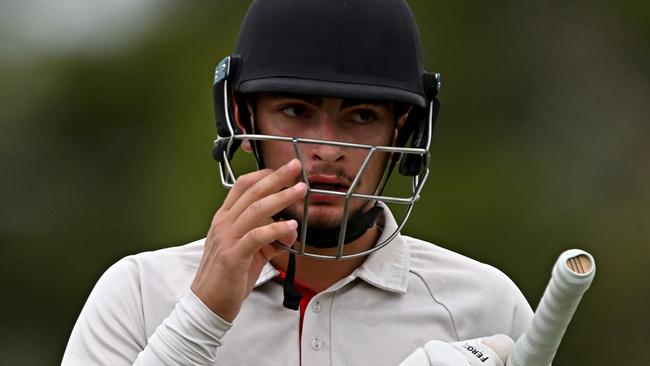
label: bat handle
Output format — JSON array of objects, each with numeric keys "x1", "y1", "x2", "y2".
[{"x1": 507, "y1": 249, "x2": 596, "y2": 366}]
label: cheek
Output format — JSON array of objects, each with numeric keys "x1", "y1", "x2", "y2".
[
  {"x1": 257, "y1": 113, "x2": 296, "y2": 137},
  {"x1": 348, "y1": 123, "x2": 395, "y2": 146},
  {"x1": 354, "y1": 151, "x2": 391, "y2": 191},
  {"x1": 369, "y1": 151, "x2": 391, "y2": 175},
  {"x1": 259, "y1": 140, "x2": 295, "y2": 168}
]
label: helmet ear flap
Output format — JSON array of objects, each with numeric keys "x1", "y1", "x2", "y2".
[
  {"x1": 398, "y1": 72, "x2": 441, "y2": 176},
  {"x1": 212, "y1": 55, "x2": 243, "y2": 163},
  {"x1": 398, "y1": 110, "x2": 428, "y2": 176}
]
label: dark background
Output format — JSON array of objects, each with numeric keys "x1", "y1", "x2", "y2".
[{"x1": 1, "y1": 0, "x2": 648, "y2": 364}]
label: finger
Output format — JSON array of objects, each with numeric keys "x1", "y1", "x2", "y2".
[
  {"x1": 276, "y1": 228, "x2": 298, "y2": 246},
  {"x1": 231, "y1": 181, "x2": 307, "y2": 238},
  {"x1": 221, "y1": 169, "x2": 274, "y2": 210},
  {"x1": 228, "y1": 159, "x2": 303, "y2": 218},
  {"x1": 236, "y1": 220, "x2": 299, "y2": 258},
  {"x1": 257, "y1": 233, "x2": 299, "y2": 262}
]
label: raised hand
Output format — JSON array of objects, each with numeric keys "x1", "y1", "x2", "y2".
[{"x1": 191, "y1": 158, "x2": 307, "y2": 322}]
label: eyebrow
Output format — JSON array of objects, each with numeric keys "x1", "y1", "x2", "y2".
[{"x1": 267, "y1": 92, "x2": 392, "y2": 109}]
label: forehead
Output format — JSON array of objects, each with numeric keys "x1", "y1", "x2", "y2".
[{"x1": 256, "y1": 92, "x2": 396, "y2": 110}]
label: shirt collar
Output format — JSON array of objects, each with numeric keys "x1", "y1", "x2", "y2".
[
  {"x1": 254, "y1": 202, "x2": 410, "y2": 294},
  {"x1": 352, "y1": 202, "x2": 409, "y2": 294},
  {"x1": 255, "y1": 263, "x2": 280, "y2": 287}
]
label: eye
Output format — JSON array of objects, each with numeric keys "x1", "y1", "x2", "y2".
[
  {"x1": 282, "y1": 105, "x2": 307, "y2": 118},
  {"x1": 351, "y1": 110, "x2": 376, "y2": 123}
]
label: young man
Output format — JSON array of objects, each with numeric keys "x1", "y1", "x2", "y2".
[{"x1": 63, "y1": 1, "x2": 533, "y2": 365}]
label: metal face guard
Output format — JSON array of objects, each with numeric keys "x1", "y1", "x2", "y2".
[{"x1": 216, "y1": 134, "x2": 430, "y2": 260}]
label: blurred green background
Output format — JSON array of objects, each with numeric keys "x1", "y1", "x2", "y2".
[{"x1": 1, "y1": 0, "x2": 648, "y2": 364}]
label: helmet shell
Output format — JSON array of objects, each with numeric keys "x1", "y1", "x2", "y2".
[{"x1": 233, "y1": 0, "x2": 426, "y2": 107}]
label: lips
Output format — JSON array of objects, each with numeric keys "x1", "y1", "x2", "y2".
[{"x1": 308, "y1": 175, "x2": 350, "y2": 192}]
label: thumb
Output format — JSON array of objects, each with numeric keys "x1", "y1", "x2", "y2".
[{"x1": 481, "y1": 334, "x2": 515, "y2": 363}]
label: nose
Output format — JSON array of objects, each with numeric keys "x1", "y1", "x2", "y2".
[
  {"x1": 309, "y1": 119, "x2": 345, "y2": 163},
  {"x1": 311, "y1": 141, "x2": 345, "y2": 163}
]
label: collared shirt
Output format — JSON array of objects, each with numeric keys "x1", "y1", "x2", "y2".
[{"x1": 62, "y1": 208, "x2": 533, "y2": 366}]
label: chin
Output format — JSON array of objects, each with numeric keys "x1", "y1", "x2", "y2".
[
  {"x1": 290, "y1": 203, "x2": 370, "y2": 227},
  {"x1": 289, "y1": 204, "x2": 344, "y2": 229}
]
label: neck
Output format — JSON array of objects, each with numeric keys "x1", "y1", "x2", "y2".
[{"x1": 270, "y1": 225, "x2": 380, "y2": 292}]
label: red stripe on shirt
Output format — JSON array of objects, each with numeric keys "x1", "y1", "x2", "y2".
[{"x1": 276, "y1": 271, "x2": 318, "y2": 341}]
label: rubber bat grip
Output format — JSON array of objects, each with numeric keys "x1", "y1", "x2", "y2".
[{"x1": 507, "y1": 249, "x2": 596, "y2": 366}]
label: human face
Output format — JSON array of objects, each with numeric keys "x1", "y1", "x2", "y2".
[{"x1": 246, "y1": 93, "x2": 404, "y2": 236}]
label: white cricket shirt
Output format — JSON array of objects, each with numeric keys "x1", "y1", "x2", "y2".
[{"x1": 62, "y1": 208, "x2": 533, "y2": 365}]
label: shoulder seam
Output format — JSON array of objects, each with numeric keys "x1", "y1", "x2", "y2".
[{"x1": 409, "y1": 269, "x2": 460, "y2": 341}]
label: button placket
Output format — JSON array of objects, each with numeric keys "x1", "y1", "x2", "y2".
[{"x1": 300, "y1": 294, "x2": 332, "y2": 365}]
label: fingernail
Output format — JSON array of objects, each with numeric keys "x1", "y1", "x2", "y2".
[
  {"x1": 287, "y1": 158, "x2": 300, "y2": 168},
  {"x1": 293, "y1": 182, "x2": 307, "y2": 191},
  {"x1": 286, "y1": 220, "x2": 298, "y2": 229}
]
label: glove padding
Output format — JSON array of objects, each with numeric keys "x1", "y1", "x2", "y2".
[{"x1": 399, "y1": 334, "x2": 515, "y2": 366}]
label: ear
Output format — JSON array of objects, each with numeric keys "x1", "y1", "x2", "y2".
[
  {"x1": 232, "y1": 95, "x2": 254, "y2": 153},
  {"x1": 393, "y1": 105, "x2": 413, "y2": 146}
]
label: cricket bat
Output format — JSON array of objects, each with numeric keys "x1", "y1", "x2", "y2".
[{"x1": 507, "y1": 249, "x2": 596, "y2": 366}]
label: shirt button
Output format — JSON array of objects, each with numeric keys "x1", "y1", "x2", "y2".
[
  {"x1": 312, "y1": 300, "x2": 321, "y2": 313},
  {"x1": 311, "y1": 337, "x2": 322, "y2": 351}
]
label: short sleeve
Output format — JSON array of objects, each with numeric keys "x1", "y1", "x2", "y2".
[{"x1": 62, "y1": 257, "x2": 147, "y2": 365}]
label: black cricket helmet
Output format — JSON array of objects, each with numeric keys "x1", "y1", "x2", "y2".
[{"x1": 212, "y1": 0, "x2": 441, "y2": 260}]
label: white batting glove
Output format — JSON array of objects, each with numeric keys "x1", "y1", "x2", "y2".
[{"x1": 399, "y1": 334, "x2": 515, "y2": 366}]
